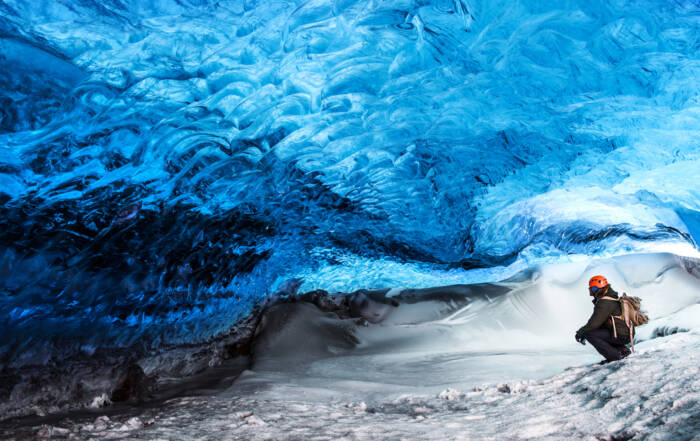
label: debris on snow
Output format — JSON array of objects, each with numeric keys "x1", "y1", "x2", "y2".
[{"x1": 438, "y1": 388, "x2": 464, "y2": 400}]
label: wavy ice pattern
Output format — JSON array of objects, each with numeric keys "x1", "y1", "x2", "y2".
[{"x1": 1, "y1": 0, "x2": 700, "y2": 367}]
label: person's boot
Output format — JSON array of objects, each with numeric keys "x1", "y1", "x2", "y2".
[{"x1": 618, "y1": 347, "x2": 631, "y2": 360}]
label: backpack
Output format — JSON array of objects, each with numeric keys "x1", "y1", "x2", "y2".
[{"x1": 601, "y1": 293, "x2": 649, "y2": 351}]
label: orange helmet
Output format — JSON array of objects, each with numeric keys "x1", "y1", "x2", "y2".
[{"x1": 589, "y1": 275, "x2": 608, "y2": 289}]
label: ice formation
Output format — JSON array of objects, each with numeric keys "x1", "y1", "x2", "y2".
[
  {"x1": 1, "y1": 0, "x2": 700, "y2": 428},
  {"x1": 2, "y1": 253, "x2": 699, "y2": 439}
]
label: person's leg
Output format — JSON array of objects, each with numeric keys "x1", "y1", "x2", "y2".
[
  {"x1": 582, "y1": 329, "x2": 622, "y2": 361},
  {"x1": 612, "y1": 335, "x2": 631, "y2": 358}
]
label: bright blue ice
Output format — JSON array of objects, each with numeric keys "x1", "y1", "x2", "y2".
[{"x1": 1, "y1": 0, "x2": 699, "y2": 366}]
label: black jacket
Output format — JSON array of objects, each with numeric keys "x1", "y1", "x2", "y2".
[{"x1": 577, "y1": 288, "x2": 630, "y2": 337}]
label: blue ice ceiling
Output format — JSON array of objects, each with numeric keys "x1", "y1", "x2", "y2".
[{"x1": 1, "y1": 0, "x2": 699, "y2": 365}]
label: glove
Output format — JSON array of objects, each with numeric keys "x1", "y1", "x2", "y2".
[{"x1": 575, "y1": 330, "x2": 586, "y2": 345}]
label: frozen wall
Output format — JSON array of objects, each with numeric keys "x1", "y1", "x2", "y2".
[{"x1": 1, "y1": 0, "x2": 699, "y2": 367}]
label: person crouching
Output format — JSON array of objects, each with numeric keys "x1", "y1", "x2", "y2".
[{"x1": 575, "y1": 275, "x2": 631, "y2": 364}]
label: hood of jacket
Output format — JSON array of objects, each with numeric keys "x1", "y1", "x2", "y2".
[{"x1": 593, "y1": 286, "x2": 618, "y2": 303}]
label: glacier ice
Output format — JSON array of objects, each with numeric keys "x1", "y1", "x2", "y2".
[{"x1": 1, "y1": 0, "x2": 700, "y2": 387}]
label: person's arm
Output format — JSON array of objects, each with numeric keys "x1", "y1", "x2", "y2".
[{"x1": 577, "y1": 301, "x2": 615, "y2": 333}]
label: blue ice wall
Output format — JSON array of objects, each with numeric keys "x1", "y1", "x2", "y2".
[{"x1": 1, "y1": 0, "x2": 699, "y2": 366}]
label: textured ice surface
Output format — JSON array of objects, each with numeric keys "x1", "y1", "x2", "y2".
[{"x1": 2, "y1": 0, "x2": 700, "y2": 377}]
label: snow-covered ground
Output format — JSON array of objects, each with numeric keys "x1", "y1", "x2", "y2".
[
  {"x1": 12, "y1": 332, "x2": 698, "y2": 441},
  {"x1": 3, "y1": 253, "x2": 699, "y2": 440}
]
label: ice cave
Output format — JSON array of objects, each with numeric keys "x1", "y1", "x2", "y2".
[{"x1": 0, "y1": 0, "x2": 699, "y2": 439}]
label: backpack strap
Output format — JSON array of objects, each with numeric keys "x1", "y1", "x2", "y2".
[
  {"x1": 622, "y1": 292, "x2": 635, "y2": 352},
  {"x1": 599, "y1": 295, "x2": 635, "y2": 351},
  {"x1": 599, "y1": 296, "x2": 621, "y2": 338},
  {"x1": 630, "y1": 323, "x2": 635, "y2": 352}
]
